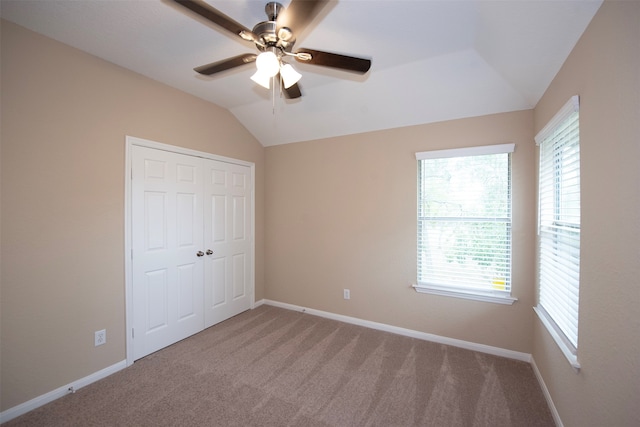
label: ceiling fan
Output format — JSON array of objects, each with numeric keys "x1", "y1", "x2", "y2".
[{"x1": 172, "y1": 0, "x2": 372, "y2": 99}]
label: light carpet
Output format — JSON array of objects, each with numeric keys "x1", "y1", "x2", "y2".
[{"x1": 4, "y1": 305, "x2": 554, "y2": 426}]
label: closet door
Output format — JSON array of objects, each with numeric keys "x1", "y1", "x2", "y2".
[
  {"x1": 203, "y1": 160, "x2": 252, "y2": 327},
  {"x1": 131, "y1": 146, "x2": 205, "y2": 360}
]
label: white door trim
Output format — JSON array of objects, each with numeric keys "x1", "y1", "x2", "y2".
[{"x1": 124, "y1": 135, "x2": 255, "y2": 366}]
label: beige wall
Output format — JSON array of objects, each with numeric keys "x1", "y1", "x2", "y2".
[
  {"x1": 531, "y1": 1, "x2": 640, "y2": 425},
  {"x1": 0, "y1": 20, "x2": 265, "y2": 410},
  {"x1": 3, "y1": 0, "x2": 639, "y2": 423},
  {"x1": 265, "y1": 109, "x2": 537, "y2": 353}
]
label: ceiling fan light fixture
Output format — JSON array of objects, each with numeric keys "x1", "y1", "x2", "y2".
[
  {"x1": 250, "y1": 70, "x2": 272, "y2": 89},
  {"x1": 255, "y1": 51, "x2": 280, "y2": 77},
  {"x1": 280, "y1": 63, "x2": 301, "y2": 88},
  {"x1": 174, "y1": 0, "x2": 372, "y2": 101}
]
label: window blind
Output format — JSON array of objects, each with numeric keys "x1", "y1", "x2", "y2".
[
  {"x1": 416, "y1": 144, "x2": 514, "y2": 299},
  {"x1": 536, "y1": 96, "x2": 581, "y2": 356}
]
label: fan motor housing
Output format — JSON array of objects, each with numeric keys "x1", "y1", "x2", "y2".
[
  {"x1": 253, "y1": 20, "x2": 295, "y2": 52},
  {"x1": 253, "y1": 21, "x2": 277, "y2": 44},
  {"x1": 253, "y1": 2, "x2": 295, "y2": 53}
]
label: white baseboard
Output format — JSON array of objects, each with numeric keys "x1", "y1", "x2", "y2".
[
  {"x1": 530, "y1": 357, "x2": 563, "y2": 427},
  {"x1": 0, "y1": 359, "x2": 127, "y2": 424},
  {"x1": 259, "y1": 299, "x2": 532, "y2": 363}
]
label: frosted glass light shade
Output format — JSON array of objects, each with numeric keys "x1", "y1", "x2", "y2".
[
  {"x1": 255, "y1": 51, "x2": 280, "y2": 77},
  {"x1": 250, "y1": 71, "x2": 271, "y2": 89},
  {"x1": 280, "y1": 64, "x2": 301, "y2": 89}
]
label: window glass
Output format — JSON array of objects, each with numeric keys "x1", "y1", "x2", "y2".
[
  {"x1": 416, "y1": 144, "x2": 514, "y2": 302},
  {"x1": 534, "y1": 96, "x2": 581, "y2": 368}
]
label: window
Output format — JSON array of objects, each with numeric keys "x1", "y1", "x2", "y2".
[
  {"x1": 534, "y1": 96, "x2": 581, "y2": 369},
  {"x1": 414, "y1": 144, "x2": 516, "y2": 305}
]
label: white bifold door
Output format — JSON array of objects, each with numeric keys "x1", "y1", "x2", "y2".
[{"x1": 131, "y1": 145, "x2": 252, "y2": 360}]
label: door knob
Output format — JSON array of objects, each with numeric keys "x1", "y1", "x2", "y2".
[
  {"x1": 196, "y1": 251, "x2": 204, "y2": 257},
  {"x1": 206, "y1": 249, "x2": 213, "y2": 255}
]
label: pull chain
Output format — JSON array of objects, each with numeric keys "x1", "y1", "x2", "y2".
[{"x1": 272, "y1": 75, "x2": 276, "y2": 114}]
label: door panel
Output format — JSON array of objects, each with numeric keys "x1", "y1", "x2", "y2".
[
  {"x1": 232, "y1": 196, "x2": 246, "y2": 240},
  {"x1": 145, "y1": 268, "x2": 168, "y2": 331},
  {"x1": 177, "y1": 263, "x2": 197, "y2": 319},
  {"x1": 204, "y1": 162, "x2": 252, "y2": 327},
  {"x1": 211, "y1": 194, "x2": 226, "y2": 243},
  {"x1": 233, "y1": 253, "x2": 246, "y2": 298},
  {"x1": 209, "y1": 256, "x2": 226, "y2": 307},
  {"x1": 132, "y1": 146, "x2": 204, "y2": 360},
  {"x1": 144, "y1": 192, "x2": 167, "y2": 250},
  {"x1": 176, "y1": 193, "x2": 196, "y2": 247}
]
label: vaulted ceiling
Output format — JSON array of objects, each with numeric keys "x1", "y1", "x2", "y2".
[{"x1": 1, "y1": 0, "x2": 602, "y2": 146}]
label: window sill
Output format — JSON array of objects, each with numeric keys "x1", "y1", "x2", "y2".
[
  {"x1": 533, "y1": 306, "x2": 581, "y2": 372},
  {"x1": 412, "y1": 284, "x2": 517, "y2": 305}
]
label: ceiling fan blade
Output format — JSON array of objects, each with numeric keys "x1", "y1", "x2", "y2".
[
  {"x1": 294, "y1": 48, "x2": 372, "y2": 74},
  {"x1": 194, "y1": 54, "x2": 257, "y2": 75},
  {"x1": 276, "y1": 74, "x2": 302, "y2": 99},
  {"x1": 283, "y1": 82, "x2": 302, "y2": 99},
  {"x1": 276, "y1": 0, "x2": 329, "y2": 36},
  {"x1": 172, "y1": 0, "x2": 257, "y2": 42}
]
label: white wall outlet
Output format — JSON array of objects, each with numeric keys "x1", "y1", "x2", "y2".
[
  {"x1": 343, "y1": 289, "x2": 350, "y2": 300},
  {"x1": 95, "y1": 329, "x2": 106, "y2": 347}
]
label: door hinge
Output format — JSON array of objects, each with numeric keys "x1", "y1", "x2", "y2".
[{"x1": 132, "y1": 328, "x2": 135, "y2": 339}]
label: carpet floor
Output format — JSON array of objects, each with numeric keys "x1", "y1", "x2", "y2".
[{"x1": 4, "y1": 305, "x2": 554, "y2": 426}]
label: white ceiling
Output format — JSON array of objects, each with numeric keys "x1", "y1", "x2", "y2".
[{"x1": 1, "y1": 0, "x2": 602, "y2": 146}]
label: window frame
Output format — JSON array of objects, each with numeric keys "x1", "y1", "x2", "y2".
[
  {"x1": 414, "y1": 143, "x2": 517, "y2": 305},
  {"x1": 534, "y1": 95, "x2": 581, "y2": 371}
]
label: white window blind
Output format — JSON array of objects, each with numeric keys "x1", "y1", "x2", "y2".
[
  {"x1": 415, "y1": 144, "x2": 515, "y2": 304},
  {"x1": 535, "y1": 96, "x2": 581, "y2": 368}
]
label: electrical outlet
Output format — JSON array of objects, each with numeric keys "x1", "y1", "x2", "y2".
[
  {"x1": 95, "y1": 329, "x2": 106, "y2": 347},
  {"x1": 343, "y1": 289, "x2": 350, "y2": 300}
]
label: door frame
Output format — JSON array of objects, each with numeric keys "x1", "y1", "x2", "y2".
[{"x1": 124, "y1": 135, "x2": 255, "y2": 366}]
